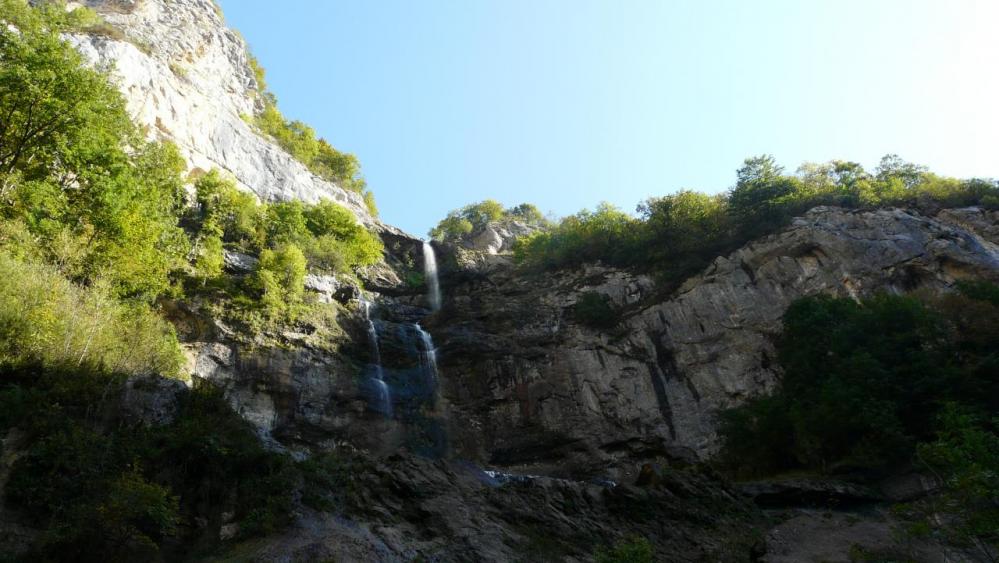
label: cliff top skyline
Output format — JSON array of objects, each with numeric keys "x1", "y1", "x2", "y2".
[{"x1": 220, "y1": 0, "x2": 999, "y2": 236}]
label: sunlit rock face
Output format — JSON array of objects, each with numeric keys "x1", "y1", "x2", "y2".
[
  {"x1": 60, "y1": 1, "x2": 999, "y2": 483},
  {"x1": 67, "y1": 0, "x2": 378, "y2": 224},
  {"x1": 432, "y1": 206, "x2": 999, "y2": 476}
]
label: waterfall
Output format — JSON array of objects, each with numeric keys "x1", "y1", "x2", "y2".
[
  {"x1": 423, "y1": 241, "x2": 442, "y2": 311},
  {"x1": 360, "y1": 296, "x2": 392, "y2": 416},
  {"x1": 414, "y1": 323, "x2": 439, "y2": 387}
]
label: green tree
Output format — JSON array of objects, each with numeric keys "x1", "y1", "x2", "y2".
[
  {"x1": 0, "y1": 6, "x2": 191, "y2": 298},
  {"x1": 194, "y1": 170, "x2": 262, "y2": 250},
  {"x1": 729, "y1": 155, "x2": 806, "y2": 236},
  {"x1": 719, "y1": 285, "x2": 999, "y2": 477},
  {"x1": 429, "y1": 199, "x2": 548, "y2": 242},
  {"x1": 254, "y1": 244, "x2": 306, "y2": 318},
  {"x1": 638, "y1": 190, "x2": 728, "y2": 279},
  {"x1": 913, "y1": 406, "x2": 999, "y2": 561}
]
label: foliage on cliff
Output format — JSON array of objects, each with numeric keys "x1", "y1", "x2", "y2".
[
  {"x1": 0, "y1": 252, "x2": 183, "y2": 377},
  {"x1": 188, "y1": 170, "x2": 383, "y2": 321},
  {"x1": 719, "y1": 283, "x2": 999, "y2": 557},
  {"x1": 1, "y1": 0, "x2": 190, "y2": 299},
  {"x1": 0, "y1": 363, "x2": 358, "y2": 561},
  {"x1": 512, "y1": 155, "x2": 999, "y2": 282},
  {"x1": 1, "y1": 0, "x2": 383, "y2": 342},
  {"x1": 720, "y1": 283, "x2": 999, "y2": 476},
  {"x1": 429, "y1": 199, "x2": 548, "y2": 242},
  {"x1": 246, "y1": 54, "x2": 378, "y2": 216}
]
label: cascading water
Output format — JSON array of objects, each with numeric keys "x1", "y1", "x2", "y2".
[
  {"x1": 359, "y1": 296, "x2": 392, "y2": 416},
  {"x1": 414, "y1": 323, "x2": 439, "y2": 388},
  {"x1": 423, "y1": 241, "x2": 442, "y2": 311}
]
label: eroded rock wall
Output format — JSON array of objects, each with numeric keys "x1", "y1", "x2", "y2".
[
  {"x1": 431, "y1": 207, "x2": 999, "y2": 476},
  {"x1": 69, "y1": 0, "x2": 378, "y2": 223}
]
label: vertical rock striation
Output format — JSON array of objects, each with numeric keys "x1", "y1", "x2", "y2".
[
  {"x1": 68, "y1": 0, "x2": 379, "y2": 223},
  {"x1": 432, "y1": 207, "x2": 999, "y2": 476}
]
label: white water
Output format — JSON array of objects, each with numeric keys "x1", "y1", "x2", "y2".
[
  {"x1": 360, "y1": 296, "x2": 392, "y2": 416},
  {"x1": 414, "y1": 323, "x2": 439, "y2": 386},
  {"x1": 423, "y1": 241, "x2": 442, "y2": 311}
]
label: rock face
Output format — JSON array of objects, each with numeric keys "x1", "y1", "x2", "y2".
[
  {"x1": 430, "y1": 207, "x2": 999, "y2": 476},
  {"x1": 68, "y1": 0, "x2": 378, "y2": 224},
  {"x1": 229, "y1": 454, "x2": 763, "y2": 562},
  {"x1": 464, "y1": 220, "x2": 539, "y2": 255}
]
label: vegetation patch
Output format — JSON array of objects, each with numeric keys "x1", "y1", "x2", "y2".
[
  {"x1": 573, "y1": 291, "x2": 619, "y2": 329},
  {"x1": 0, "y1": 363, "x2": 359, "y2": 561},
  {"x1": 245, "y1": 54, "x2": 378, "y2": 215},
  {"x1": 510, "y1": 155, "x2": 999, "y2": 286},
  {"x1": 718, "y1": 282, "x2": 999, "y2": 557},
  {"x1": 429, "y1": 199, "x2": 548, "y2": 243}
]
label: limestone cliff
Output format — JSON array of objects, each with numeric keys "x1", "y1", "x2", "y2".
[
  {"x1": 67, "y1": 0, "x2": 379, "y2": 224},
  {"x1": 51, "y1": 3, "x2": 999, "y2": 559},
  {"x1": 430, "y1": 206, "x2": 999, "y2": 477}
]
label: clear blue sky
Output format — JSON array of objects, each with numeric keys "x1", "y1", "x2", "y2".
[{"x1": 218, "y1": 0, "x2": 999, "y2": 237}]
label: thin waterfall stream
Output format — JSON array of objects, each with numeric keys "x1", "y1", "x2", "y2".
[
  {"x1": 357, "y1": 243, "x2": 445, "y2": 427},
  {"x1": 423, "y1": 241, "x2": 441, "y2": 311},
  {"x1": 414, "y1": 323, "x2": 439, "y2": 387},
  {"x1": 360, "y1": 296, "x2": 392, "y2": 416}
]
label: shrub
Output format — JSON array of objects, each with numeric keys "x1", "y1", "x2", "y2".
[
  {"x1": 194, "y1": 170, "x2": 264, "y2": 250},
  {"x1": 254, "y1": 244, "x2": 307, "y2": 318},
  {"x1": 594, "y1": 536, "x2": 655, "y2": 563},
  {"x1": 192, "y1": 169, "x2": 383, "y2": 279},
  {"x1": 0, "y1": 9, "x2": 192, "y2": 298},
  {"x1": 430, "y1": 199, "x2": 549, "y2": 242},
  {"x1": 0, "y1": 252, "x2": 182, "y2": 377},
  {"x1": 245, "y1": 54, "x2": 377, "y2": 207},
  {"x1": 574, "y1": 292, "x2": 618, "y2": 329},
  {"x1": 513, "y1": 203, "x2": 641, "y2": 269},
  {"x1": 719, "y1": 284, "x2": 999, "y2": 477},
  {"x1": 910, "y1": 406, "x2": 999, "y2": 560},
  {"x1": 506, "y1": 154, "x2": 998, "y2": 281},
  {"x1": 0, "y1": 365, "x2": 313, "y2": 560}
]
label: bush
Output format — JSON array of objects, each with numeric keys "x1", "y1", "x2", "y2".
[
  {"x1": 513, "y1": 203, "x2": 641, "y2": 269},
  {"x1": 506, "y1": 154, "x2": 999, "y2": 282},
  {"x1": 194, "y1": 170, "x2": 263, "y2": 251},
  {"x1": 594, "y1": 536, "x2": 655, "y2": 563},
  {"x1": 719, "y1": 283, "x2": 999, "y2": 477},
  {"x1": 430, "y1": 199, "x2": 549, "y2": 242},
  {"x1": 254, "y1": 244, "x2": 307, "y2": 318},
  {"x1": 1, "y1": 5, "x2": 192, "y2": 298},
  {"x1": 191, "y1": 170, "x2": 383, "y2": 279},
  {"x1": 0, "y1": 251, "x2": 182, "y2": 377},
  {"x1": 574, "y1": 292, "x2": 619, "y2": 329},
  {"x1": 910, "y1": 406, "x2": 999, "y2": 559},
  {"x1": 0, "y1": 365, "x2": 312, "y2": 560},
  {"x1": 246, "y1": 54, "x2": 377, "y2": 208}
]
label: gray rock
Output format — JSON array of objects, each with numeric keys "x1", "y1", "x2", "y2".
[
  {"x1": 304, "y1": 273, "x2": 338, "y2": 303},
  {"x1": 223, "y1": 249, "x2": 258, "y2": 273},
  {"x1": 463, "y1": 220, "x2": 540, "y2": 254},
  {"x1": 70, "y1": 0, "x2": 381, "y2": 226},
  {"x1": 432, "y1": 206, "x2": 999, "y2": 473},
  {"x1": 120, "y1": 374, "x2": 188, "y2": 426}
]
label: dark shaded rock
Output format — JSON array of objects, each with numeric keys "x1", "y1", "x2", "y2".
[
  {"x1": 737, "y1": 478, "x2": 881, "y2": 509},
  {"x1": 119, "y1": 375, "x2": 188, "y2": 426}
]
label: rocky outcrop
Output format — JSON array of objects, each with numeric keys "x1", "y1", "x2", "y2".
[
  {"x1": 464, "y1": 220, "x2": 539, "y2": 255},
  {"x1": 229, "y1": 454, "x2": 763, "y2": 562},
  {"x1": 68, "y1": 0, "x2": 379, "y2": 224},
  {"x1": 431, "y1": 207, "x2": 999, "y2": 475},
  {"x1": 119, "y1": 374, "x2": 188, "y2": 426}
]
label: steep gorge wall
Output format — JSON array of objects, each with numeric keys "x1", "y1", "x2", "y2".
[
  {"x1": 430, "y1": 207, "x2": 999, "y2": 478},
  {"x1": 67, "y1": 0, "x2": 999, "y2": 480}
]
